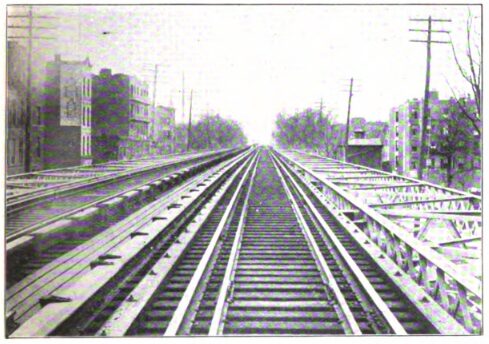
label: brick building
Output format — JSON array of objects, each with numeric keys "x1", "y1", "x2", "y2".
[
  {"x1": 151, "y1": 106, "x2": 176, "y2": 155},
  {"x1": 92, "y1": 68, "x2": 151, "y2": 163},
  {"x1": 43, "y1": 55, "x2": 92, "y2": 169},
  {"x1": 389, "y1": 91, "x2": 480, "y2": 190},
  {"x1": 6, "y1": 41, "x2": 44, "y2": 175}
]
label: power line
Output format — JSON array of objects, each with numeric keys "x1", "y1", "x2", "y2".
[{"x1": 409, "y1": 16, "x2": 451, "y2": 180}]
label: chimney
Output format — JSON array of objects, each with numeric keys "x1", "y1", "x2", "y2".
[{"x1": 100, "y1": 68, "x2": 112, "y2": 77}]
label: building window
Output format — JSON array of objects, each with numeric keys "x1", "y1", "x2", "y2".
[
  {"x1": 37, "y1": 137, "x2": 42, "y2": 157},
  {"x1": 411, "y1": 128, "x2": 417, "y2": 136},
  {"x1": 395, "y1": 111, "x2": 399, "y2": 122},
  {"x1": 412, "y1": 146, "x2": 418, "y2": 152},
  {"x1": 9, "y1": 105, "x2": 15, "y2": 127},
  {"x1": 8, "y1": 139, "x2": 15, "y2": 165},
  {"x1": 413, "y1": 111, "x2": 418, "y2": 120},
  {"x1": 19, "y1": 138, "x2": 24, "y2": 164},
  {"x1": 12, "y1": 104, "x2": 18, "y2": 126},
  {"x1": 434, "y1": 157, "x2": 441, "y2": 168},
  {"x1": 411, "y1": 161, "x2": 417, "y2": 169},
  {"x1": 35, "y1": 106, "x2": 42, "y2": 125}
]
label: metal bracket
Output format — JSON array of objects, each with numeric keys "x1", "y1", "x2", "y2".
[{"x1": 39, "y1": 295, "x2": 72, "y2": 307}]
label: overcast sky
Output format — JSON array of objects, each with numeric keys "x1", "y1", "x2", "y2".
[{"x1": 8, "y1": 4, "x2": 481, "y2": 144}]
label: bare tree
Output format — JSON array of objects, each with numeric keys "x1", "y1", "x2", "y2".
[
  {"x1": 449, "y1": 9, "x2": 481, "y2": 135},
  {"x1": 432, "y1": 100, "x2": 477, "y2": 187}
]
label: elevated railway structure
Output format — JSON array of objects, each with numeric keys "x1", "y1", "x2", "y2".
[
  {"x1": 7, "y1": 150, "x2": 216, "y2": 203},
  {"x1": 6, "y1": 148, "x2": 241, "y2": 242},
  {"x1": 6, "y1": 147, "x2": 481, "y2": 336},
  {"x1": 6, "y1": 148, "x2": 245, "y2": 287},
  {"x1": 277, "y1": 149, "x2": 481, "y2": 334}
]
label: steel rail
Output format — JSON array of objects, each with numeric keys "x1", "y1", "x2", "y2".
[
  {"x1": 10, "y1": 149, "x2": 254, "y2": 337},
  {"x1": 6, "y1": 150, "x2": 205, "y2": 186},
  {"x1": 280, "y1": 151, "x2": 482, "y2": 292},
  {"x1": 270, "y1": 156, "x2": 362, "y2": 335},
  {"x1": 6, "y1": 149, "x2": 234, "y2": 209},
  {"x1": 208, "y1": 155, "x2": 259, "y2": 335},
  {"x1": 278, "y1": 152, "x2": 469, "y2": 334},
  {"x1": 276, "y1": 150, "x2": 481, "y2": 333},
  {"x1": 164, "y1": 151, "x2": 259, "y2": 336},
  {"x1": 7, "y1": 151, "x2": 251, "y2": 329},
  {"x1": 272, "y1": 153, "x2": 408, "y2": 334},
  {"x1": 93, "y1": 151, "x2": 258, "y2": 336},
  {"x1": 6, "y1": 153, "x2": 177, "y2": 200},
  {"x1": 290, "y1": 149, "x2": 480, "y2": 201},
  {"x1": 6, "y1": 149, "x2": 243, "y2": 243}
]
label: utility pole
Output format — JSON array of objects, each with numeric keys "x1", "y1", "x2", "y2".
[
  {"x1": 7, "y1": 6, "x2": 55, "y2": 172},
  {"x1": 181, "y1": 72, "x2": 186, "y2": 121},
  {"x1": 152, "y1": 64, "x2": 159, "y2": 109},
  {"x1": 344, "y1": 77, "x2": 354, "y2": 162},
  {"x1": 151, "y1": 64, "x2": 160, "y2": 155},
  {"x1": 319, "y1": 98, "x2": 325, "y2": 153},
  {"x1": 187, "y1": 89, "x2": 193, "y2": 151},
  {"x1": 410, "y1": 17, "x2": 451, "y2": 180},
  {"x1": 315, "y1": 98, "x2": 327, "y2": 154},
  {"x1": 181, "y1": 72, "x2": 186, "y2": 152}
]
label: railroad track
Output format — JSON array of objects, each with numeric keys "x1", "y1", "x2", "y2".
[
  {"x1": 10, "y1": 148, "x2": 457, "y2": 336},
  {"x1": 8, "y1": 148, "x2": 255, "y2": 336},
  {"x1": 6, "y1": 149, "x2": 240, "y2": 240},
  {"x1": 6, "y1": 151, "x2": 214, "y2": 204},
  {"x1": 5, "y1": 152, "x2": 228, "y2": 288},
  {"x1": 6, "y1": 149, "x2": 245, "y2": 288},
  {"x1": 273, "y1": 152, "x2": 437, "y2": 334}
]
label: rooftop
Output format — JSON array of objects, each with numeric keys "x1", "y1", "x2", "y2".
[{"x1": 348, "y1": 138, "x2": 383, "y2": 146}]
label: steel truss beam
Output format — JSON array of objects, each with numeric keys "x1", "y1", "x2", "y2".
[{"x1": 277, "y1": 149, "x2": 481, "y2": 334}]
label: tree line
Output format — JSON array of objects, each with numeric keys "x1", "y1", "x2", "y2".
[
  {"x1": 273, "y1": 107, "x2": 339, "y2": 153},
  {"x1": 175, "y1": 113, "x2": 248, "y2": 152}
]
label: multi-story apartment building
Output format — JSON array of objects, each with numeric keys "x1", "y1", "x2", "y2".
[
  {"x1": 43, "y1": 54, "x2": 93, "y2": 169},
  {"x1": 7, "y1": 41, "x2": 44, "y2": 174},
  {"x1": 92, "y1": 68, "x2": 151, "y2": 163},
  {"x1": 389, "y1": 91, "x2": 480, "y2": 189},
  {"x1": 152, "y1": 106, "x2": 176, "y2": 155}
]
